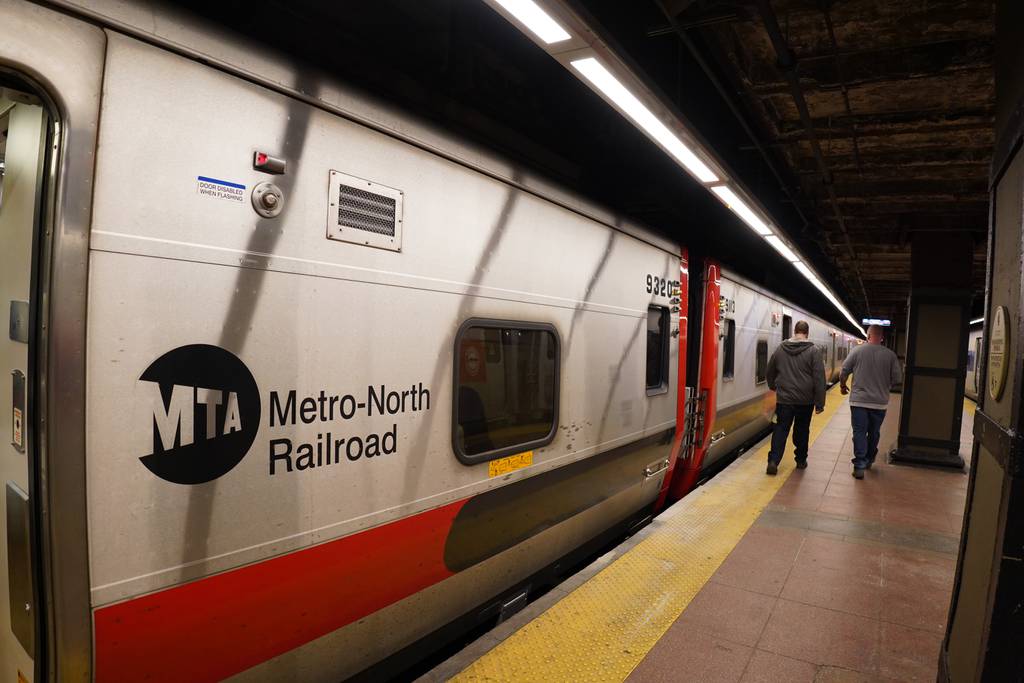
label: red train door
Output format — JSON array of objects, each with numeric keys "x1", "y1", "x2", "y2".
[
  {"x1": 664, "y1": 258, "x2": 721, "y2": 503},
  {"x1": 655, "y1": 250, "x2": 689, "y2": 510}
]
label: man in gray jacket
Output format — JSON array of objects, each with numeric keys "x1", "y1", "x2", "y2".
[
  {"x1": 839, "y1": 325, "x2": 902, "y2": 479},
  {"x1": 765, "y1": 320, "x2": 826, "y2": 475}
]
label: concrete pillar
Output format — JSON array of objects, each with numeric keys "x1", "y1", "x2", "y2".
[
  {"x1": 940, "y1": 0, "x2": 1024, "y2": 677},
  {"x1": 890, "y1": 233, "x2": 972, "y2": 468}
]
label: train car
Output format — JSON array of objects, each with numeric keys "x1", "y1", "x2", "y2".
[
  {"x1": 966, "y1": 325, "x2": 984, "y2": 401},
  {"x1": 0, "y1": 2, "x2": 860, "y2": 681}
]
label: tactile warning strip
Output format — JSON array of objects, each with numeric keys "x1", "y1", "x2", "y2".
[{"x1": 452, "y1": 389, "x2": 849, "y2": 682}]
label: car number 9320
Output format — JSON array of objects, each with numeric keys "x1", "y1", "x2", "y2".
[{"x1": 646, "y1": 274, "x2": 679, "y2": 298}]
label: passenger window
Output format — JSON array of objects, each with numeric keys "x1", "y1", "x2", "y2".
[
  {"x1": 646, "y1": 306, "x2": 669, "y2": 394},
  {"x1": 722, "y1": 319, "x2": 736, "y2": 379},
  {"x1": 782, "y1": 314, "x2": 792, "y2": 340},
  {"x1": 755, "y1": 339, "x2": 768, "y2": 384},
  {"x1": 453, "y1": 320, "x2": 559, "y2": 463}
]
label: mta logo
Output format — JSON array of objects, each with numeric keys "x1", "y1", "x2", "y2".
[{"x1": 139, "y1": 345, "x2": 260, "y2": 485}]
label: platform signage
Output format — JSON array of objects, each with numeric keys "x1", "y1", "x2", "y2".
[
  {"x1": 988, "y1": 306, "x2": 1009, "y2": 401},
  {"x1": 861, "y1": 318, "x2": 891, "y2": 326}
]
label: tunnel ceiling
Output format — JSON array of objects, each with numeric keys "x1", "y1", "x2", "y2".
[
  {"x1": 167, "y1": 0, "x2": 994, "y2": 330},
  {"x1": 584, "y1": 0, "x2": 994, "y2": 322}
]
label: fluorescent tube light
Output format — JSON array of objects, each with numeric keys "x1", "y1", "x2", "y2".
[
  {"x1": 765, "y1": 235, "x2": 799, "y2": 262},
  {"x1": 570, "y1": 58, "x2": 718, "y2": 183},
  {"x1": 792, "y1": 261, "x2": 864, "y2": 335},
  {"x1": 970, "y1": 317, "x2": 984, "y2": 325},
  {"x1": 710, "y1": 186, "x2": 771, "y2": 235},
  {"x1": 793, "y1": 261, "x2": 817, "y2": 283},
  {"x1": 494, "y1": 0, "x2": 571, "y2": 43},
  {"x1": 487, "y1": 6, "x2": 865, "y2": 336}
]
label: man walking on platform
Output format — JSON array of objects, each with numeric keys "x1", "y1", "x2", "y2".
[
  {"x1": 765, "y1": 320, "x2": 826, "y2": 475},
  {"x1": 839, "y1": 324, "x2": 902, "y2": 479}
]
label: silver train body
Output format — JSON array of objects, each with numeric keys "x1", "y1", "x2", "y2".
[{"x1": 0, "y1": 1, "x2": 858, "y2": 680}]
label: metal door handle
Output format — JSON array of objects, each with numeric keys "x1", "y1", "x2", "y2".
[{"x1": 709, "y1": 430, "x2": 726, "y2": 444}]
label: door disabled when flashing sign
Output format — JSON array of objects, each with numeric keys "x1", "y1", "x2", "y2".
[{"x1": 197, "y1": 176, "x2": 245, "y2": 203}]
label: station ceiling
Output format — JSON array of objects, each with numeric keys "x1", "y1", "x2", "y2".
[
  {"x1": 599, "y1": 0, "x2": 994, "y2": 323},
  {"x1": 170, "y1": 0, "x2": 994, "y2": 331}
]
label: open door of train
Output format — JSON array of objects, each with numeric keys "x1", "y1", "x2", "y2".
[{"x1": 663, "y1": 258, "x2": 721, "y2": 504}]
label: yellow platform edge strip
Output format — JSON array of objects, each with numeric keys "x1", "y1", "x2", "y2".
[{"x1": 452, "y1": 390, "x2": 849, "y2": 683}]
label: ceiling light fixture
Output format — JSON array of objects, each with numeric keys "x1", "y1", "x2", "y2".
[
  {"x1": 493, "y1": 0, "x2": 571, "y2": 43},
  {"x1": 570, "y1": 58, "x2": 718, "y2": 183},
  {"x1": 486, "y1": 0, "x2": 865, "y2": 336},
  {"x1": 970, "y1": 317, "x2": 984, "y2": 325},
  {"x1": 765, "y1": 235, "x2": 799, "y2": 263},
  {"x1": 710, "y1": 186, "x2": 772, "y2": 235}
]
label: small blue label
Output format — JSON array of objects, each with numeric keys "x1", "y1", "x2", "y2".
[
  {"x1": 197, "y1": 176, "x2": 246, "y2": 190},
  {"x1": 196, "y1": 175, "x2": 246, "y2": 203}
]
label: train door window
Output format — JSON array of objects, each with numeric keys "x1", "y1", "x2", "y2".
[
  {"x1": 967, "y1": 349, "x2": 975, "y2": 372},
  {"x1": 782, "y1": 314, "x2": 792, "y2": 340},
  {"x1": 646, "y1": 306, "x2": 669, "y2": 395},
  {"x1": 722, "y1": 319, "x2": 736, "y2": 380},
  {"x1": 453, "y1": 319, "x2": 559, "y2": 464},
  {"x1": 755, "y1": 339, "x2": 768, "y2": 384}
]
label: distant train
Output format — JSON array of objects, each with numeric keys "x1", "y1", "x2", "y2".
[
  {"x1": 0, "y1": 2, "x2": 859, "y2": 681},
  {"x1": 966, "y1": 325, "x2": 984, "y2": 402}
]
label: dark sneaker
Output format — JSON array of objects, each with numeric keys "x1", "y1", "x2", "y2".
[
  {"x1": 865, "y1": 459, "x2": 874, "y2": 470},
  {"x1": 767, "y1": 462, "x2": 778, "y2": 476},
  {"x1": 853, "y1": 468, "x2": 865, "y2": 480},
  {"x1": 795, "y1": 461, "x2": 808, "y2": 470}
]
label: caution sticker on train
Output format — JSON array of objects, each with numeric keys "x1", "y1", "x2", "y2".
[{"x1": 488, "y1": 451, "x2": 533, "y2": 477}]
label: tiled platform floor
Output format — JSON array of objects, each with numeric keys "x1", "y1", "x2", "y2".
[{"x1": 629, "y1": 394, "x2": 971, "y2": 682}]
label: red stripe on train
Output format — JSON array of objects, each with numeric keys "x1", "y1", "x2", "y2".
[{"x1": 94, "y1": 499, "x2": 467, "y2": 682}]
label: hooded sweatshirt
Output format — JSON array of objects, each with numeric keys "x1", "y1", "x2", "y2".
[
  {"x1": 840, "y1": 343, "x2": 902, "y2": 410},
  {"x1": 766, "y1": 338, "x2": 826, "y2": 409}
]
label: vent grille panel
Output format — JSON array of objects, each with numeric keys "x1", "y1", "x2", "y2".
[{"x1": 338, "y1": 184, "x2": 396, "y2": 236}]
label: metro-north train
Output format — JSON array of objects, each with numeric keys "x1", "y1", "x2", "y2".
[
  {"x1": 0, "y1": 2, "x2": 859, "y2": 681},
  {"x1": 966, "y1": 324, "x2": 984, "y2": 402}
]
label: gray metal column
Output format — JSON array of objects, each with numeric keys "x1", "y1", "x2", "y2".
[{"x1": 890, "y1": 233, "x2": 972, "y2": 468}]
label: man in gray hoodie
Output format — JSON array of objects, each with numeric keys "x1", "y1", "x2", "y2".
[
  {"x1": 765, "y1": 320, "x2": 826, "y2": 475},
  {"x1": 840, "y1": 325, "x2": 902, "y2": 479}
]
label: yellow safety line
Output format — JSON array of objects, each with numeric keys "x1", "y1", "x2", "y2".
[
  {"x1": 452, "y1": 389, "x2": 849, "y2": 683},
  {"x1": 963, "y1": 397, "x2": 977, "y2": 418}
]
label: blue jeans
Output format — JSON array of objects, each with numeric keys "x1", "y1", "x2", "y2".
[
  {"x1": 850, "y1": 406, "x2": 886, "y2": 470},
  {"x1": 769, "y1": 403, "x2": 813, "y2": 465}
]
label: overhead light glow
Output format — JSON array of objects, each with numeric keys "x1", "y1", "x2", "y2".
[
  {"x1": 494, "y1": 0, "x2": 571, "y2": 43},
  {"x1": 971, "y1": 317, "x2": 984, "y2": 325},
  {"x1": 570, "y1": 58, "x2": 718, "y2": 183},
  {"x1": 765, "y1": 235, "x2": 799, "y2": 262},
  {"x1": 710, "y1": 186, "x2": 771, "y2": 235},
  {"x1": 793, "y1": 261, "x2": 817, "y2": 283},
  {"x1": 792, "y1": 261, "x2": 865, "y2": 336},
  {"x1": 487, "y1": 4, "x2": 865, "y2": 336}
]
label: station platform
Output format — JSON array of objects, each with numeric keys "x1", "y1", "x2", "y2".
[{"x1": 421, "y1": 389, "x2": 972, "y2": 682}]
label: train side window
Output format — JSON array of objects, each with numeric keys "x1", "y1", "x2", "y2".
[
  {"x1": 722, "y1": 319, "x2": 736, "y2": 380},
  {"x1": 453, "y1": 319, "x2": 560, "y2": 464},
  {"x1": 755, "y1": 339, "x2": 768, "y2": 384},
  {"x1": 782, "y1": 314, "x2": 792, "y2": 340},
  {"x1": 967, "y1": 350, "x2": 975, "y2": 372},
  {"x1": 646, "y1": 306, "x2": 669, "y2": 395}
]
